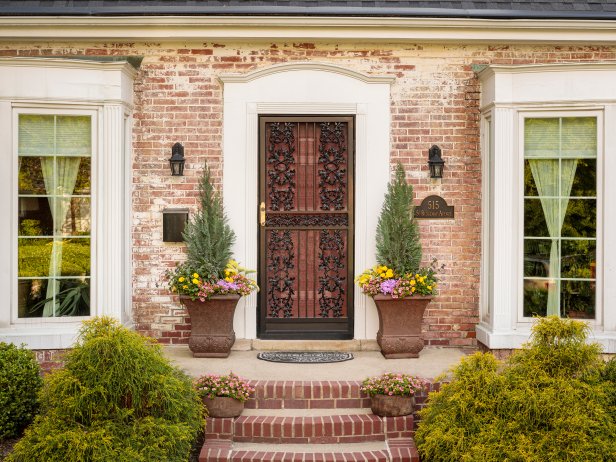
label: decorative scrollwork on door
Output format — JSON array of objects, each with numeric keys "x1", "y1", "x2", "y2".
[
  {"x1": 318, "y1": 229, "x2": 346, "y2": 318},
  {"x1": 318, "y1": 122, "x2": 347, "y2": 211},
  {"x1": 267, "y1": 123, "x2": 296, "y2": 211},
  {"x1": 267, "y1": 230, "x2": 295, "y2": 318}
]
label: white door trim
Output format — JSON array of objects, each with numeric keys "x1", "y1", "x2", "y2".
[{"x1": 221, "y1": 63, "x2": 393, "y2": 340}]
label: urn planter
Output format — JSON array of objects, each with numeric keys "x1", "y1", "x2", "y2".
[
  {"x1": 202, "y1": 396, "x2": 245, "y2": 418},
  {"x1": 370, "y1": 394, "x2": 415, "y2": 417},
  {"x1": 373, "y1": 294, "x2": 432, "y2": 359},
  {"x1": 180, "y1": 294, "x2": 240, "y2": 358}
]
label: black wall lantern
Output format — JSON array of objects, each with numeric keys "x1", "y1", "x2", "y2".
[
  {"x1": 428, "y1": 145, "x2": 445, "y2": 179},
  {"x1": 169, "y1": 142, "x2": 185, "y2": 176}
]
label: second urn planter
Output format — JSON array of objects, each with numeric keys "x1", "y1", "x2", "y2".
[
  {"x1": 181, "y1": 294, "x2": 240, "y2": 358},
  {"x1": 373, "y1": 294, "x2": 432, "y2": 359}
]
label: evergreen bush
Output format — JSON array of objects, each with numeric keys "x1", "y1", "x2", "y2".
[
  {"x1": 7, "y1": 317, "x2": 204, "y2": 462},
  {"x1": 415, "y1": 316, "x2": 616, "y2": 462},
  {"x1": 375, "y1": 163, "x2": 422, "y2": 274},
  {"x1": 0, "y1": 343, "x2": 42, "y2": 439},
  {"x1": 182, "y1": 164, "x2": 235, "y2": 280}
]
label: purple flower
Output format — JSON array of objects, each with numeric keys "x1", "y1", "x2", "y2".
[
  {"x1": 217, "y1": 280, "x2": 239, "y2": 291},
  {"x1": 380, "y1": 279, "x2": 398, "y2": 295}
]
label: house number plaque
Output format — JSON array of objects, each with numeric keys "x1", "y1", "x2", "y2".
[{"x1": 414, "y1": 195, "x2": 454, "y2": 219}]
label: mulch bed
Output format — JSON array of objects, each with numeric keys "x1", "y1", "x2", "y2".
[{"x1": 0, "y1": 438, "x2": 18, "y2": 461}]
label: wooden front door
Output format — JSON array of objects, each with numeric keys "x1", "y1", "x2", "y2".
[{"x1": 258, "y1": 116, "x2": 354, "y2": 339}]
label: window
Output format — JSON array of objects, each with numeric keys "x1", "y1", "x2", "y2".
[
  {"x1": 523, "y1": 116, "x2": 597, "y2": 320},
  {"x1": 17, "y1": 113, "x2": 92, "y2": 319}
]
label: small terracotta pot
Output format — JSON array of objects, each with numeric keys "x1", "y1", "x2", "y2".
[
  {"x1": 202, "y1": 396, "x2": 245, "y2": 418},
  {"x1": 370, "y1": 394, "x2": 414, "y2": 417}
]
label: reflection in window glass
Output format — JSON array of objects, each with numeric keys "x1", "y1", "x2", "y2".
[
  {"x1": 523, "y1": 117, "x2": 597, "y2": 320},
  {"x1": 17, "y1": 114, "x2": 91, "y2": 318}
]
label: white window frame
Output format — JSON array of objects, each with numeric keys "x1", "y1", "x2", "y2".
[
  {"x1": 517, "y1": 109, "x2": 603, "y2": 327},
  {"x1": 477, "y1": 63, "x2": 616, "y2": 353},
  {"x1": 0, "y1": 58, "x2": 136, "y2": 349},
  {"x1": 12, "y1": 106, "x2": 98, "y2": 325}
]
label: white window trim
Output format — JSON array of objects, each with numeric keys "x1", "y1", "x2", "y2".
[
  {"x1": 477, "y1": 64, "x2": 616, "y2": 353},
  {"x1": 516, "y1": 109, "x2": 603, "y2": 327},
  {"x1": 0, "y1": 58, "x2": 136, "y2": 349},
  {"x1": 12, "y1": 106, "x2": 98, "y2": 326}
]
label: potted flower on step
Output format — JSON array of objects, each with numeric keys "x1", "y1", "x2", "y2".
[
  {"x1": 195, "y1": 372, "x2": 255, "y2": 418},
  {"x1": 362, "y1": 372, "x2": 427, "y2": 417},
  {"x1": 356, "y1": 163, "x2": 441, "y2": 358},
  {"x1": 167, "y1": 165, "x2": 258, "y2": 358}
]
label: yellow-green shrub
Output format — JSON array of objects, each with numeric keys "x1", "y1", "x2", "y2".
[
  {"x1": 416, "y1": 316, "x2": 616, "y2": 462},
  {"x1": 0, "y1": 343, "x2": 42, "y2": 439},
  {"x1": 7, "y1": 317, "x2": 204, "y2": 462}
]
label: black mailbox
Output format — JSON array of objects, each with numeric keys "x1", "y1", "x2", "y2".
[{"x1": 162, "y1": 208, "x2": 189, "y2": 242}]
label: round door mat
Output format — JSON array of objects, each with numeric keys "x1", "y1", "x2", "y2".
[{"x1": 257, "y1": 351, "x2": 354, "y2": 363}]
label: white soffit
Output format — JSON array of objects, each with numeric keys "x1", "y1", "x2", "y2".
[{"x1": 1, "y1": 16, "x2": 616, "y2": 44}]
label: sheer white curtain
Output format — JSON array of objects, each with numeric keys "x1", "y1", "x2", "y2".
[
  {"x1": 41, "y1": 157, "x2": 81, "y2": 317},
  {"x1": 529, "y1": 159, "x2": 577, "y2": 316}
]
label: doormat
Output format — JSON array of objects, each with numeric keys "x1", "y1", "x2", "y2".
[{"x1": 257, "y1": 351, "x2": 353, "y2": 363}]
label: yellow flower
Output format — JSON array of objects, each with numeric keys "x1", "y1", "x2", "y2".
[
  {"x1": 224, "y1": 269, "x2": 231, "y2": 276},
  {"x1": 225, "y1": 277, "x2": 233, "y2": 283},
  {"x1": 415, "y1": 274, "x2": 419, "y2": 278},
  {"x1": 192, "y1": 278, "x2": 199, "y2": 284},
  {"x1": 178, "y1": 277, "x2": 185, "y2": 283},
  {"x1": 411, "y1": 287, "x2": 416, "y2": 292},
  {"x1": 193, "y1": 273, "x2": 199, "y2": 278},
  {"x1": 385, "y1": 269, "x2": 393, "y2": 278},
  {"x1": 182, "y1": 285, "x2": 188, "y2": 289},
  {"x1": 410, "y1": 280, "x2": 416, "y2": 286},
  {"x1": 427, "y1": 285, "x2": 432, "y2": 291},
  {"x1": 171, "y1": 286, "x2": 176, "y2": 292}
]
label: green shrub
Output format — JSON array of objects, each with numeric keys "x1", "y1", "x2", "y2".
[
  {"x1": 416, "y1": 316, "x2": 616, "y2": 462},
  {"x1": 0, "y1": 343, "x2": 42, "y2": 439},
  {"x1": 8, "y1": 317, "x2": 204, "y2": 462}
]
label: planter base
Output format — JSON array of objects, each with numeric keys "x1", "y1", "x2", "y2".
[
  {"x1": 202, "y1": 396, "x2": 244, "y2": 418},
  {"x1": 374, "y1": 295, "x2": 432, "y2": 359},
  {"x1": 181, "y1": 295, "x2": 240, "y2": 358},
  {"x1": 370, "y1": 394, "x2": 414, "y2": 417}
]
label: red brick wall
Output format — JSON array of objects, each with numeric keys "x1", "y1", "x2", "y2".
[{"x1": 4, "y1": 41, "x2": 616, "y2": 348}]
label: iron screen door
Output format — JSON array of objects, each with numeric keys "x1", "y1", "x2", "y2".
[{"x1": 258, "y1": 116, "x2": 354, "y2": 339}]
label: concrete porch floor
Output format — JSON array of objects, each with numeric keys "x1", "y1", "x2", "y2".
[{"x1": 163, "y1": 346, "x2": 470, "y2": 381}]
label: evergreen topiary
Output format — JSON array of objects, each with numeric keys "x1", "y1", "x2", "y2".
[
  {"x1": 375, "y1": 163, "x2": 422, "y2": 275},
  {"x1": 7, "y1": 317, "x2": 204, "y2": 462},
  {"x1": 182, "y1": 164, "x2": 235, "y2": 280},
  {"x1": 0, "y1": 343, "x2": 42, "y2": 439},
  {"x1": 416, "y1": 316, "x2": 616, "y2": 462}
]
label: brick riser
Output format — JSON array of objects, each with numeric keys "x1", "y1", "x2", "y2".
[
  {"x1": 244, "y1": 380, "x2": 440, "y2": 411},
  {"x1": 207, "y1": 414, "x2": 414, "y2": 443},
  {"x1": 232, "y1": 448, "x2": 390, "y2": 461}
]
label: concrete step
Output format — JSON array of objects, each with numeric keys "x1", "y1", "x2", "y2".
[
  {"x1": 246, "y1": 380, "x2": 371, "y2": 410},
  {"x1": 199, "y1": 439, "x2": 420, "y2": 462}
]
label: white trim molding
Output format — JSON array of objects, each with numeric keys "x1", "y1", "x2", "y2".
[
  {"x1": 2, "y1": 16, "x2": 616, "y2": 44},
  {"x1": 477, "y1": 63, "x2": 616, "y2": 353},
  {"x1": 0, "y1": 57, "x2": 136, "y2": 349},
  {"x1": 221, "y1": 62, "x2": 392, "y2": 340}
]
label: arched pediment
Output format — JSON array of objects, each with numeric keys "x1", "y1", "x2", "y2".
[{"x1": 219, "y1": 62, "x2": 395, "y2": 85}]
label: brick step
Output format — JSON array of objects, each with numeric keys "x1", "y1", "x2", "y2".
[
  {"x1": 199, "y1": 439, "x2": 419, "y2": 462},
  {"x1": 246, "y1": 380, "x2": 371, "y2": 410},
  {"x1": 206, "y1": 412, "x2": 414, "y2": 442}
]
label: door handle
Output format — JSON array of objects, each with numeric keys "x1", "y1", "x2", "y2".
[{"x1": 260, "y1": 202, "x2": 266, "y2": 227}]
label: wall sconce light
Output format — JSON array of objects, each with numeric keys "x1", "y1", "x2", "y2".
[
  {"x1": 428, "y1": 145, "x2": 445, "y2": 179},
  {"x1": 169, "y1": 142, "x2": 185, "y2": 176}
]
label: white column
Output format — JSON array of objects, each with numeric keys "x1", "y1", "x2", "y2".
[
  {"x1": 490, "y1": 107, "x2": 518, "y2": 333},
  {"x1": 98, "y1": 104, "x2": 126, "y2": 321},
  {"x1": 603, "y1": 105, "x2": 616, "y2": 337},
  {"x1": 0, "y1": 102, "x2": 12, "y2": 328}
]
